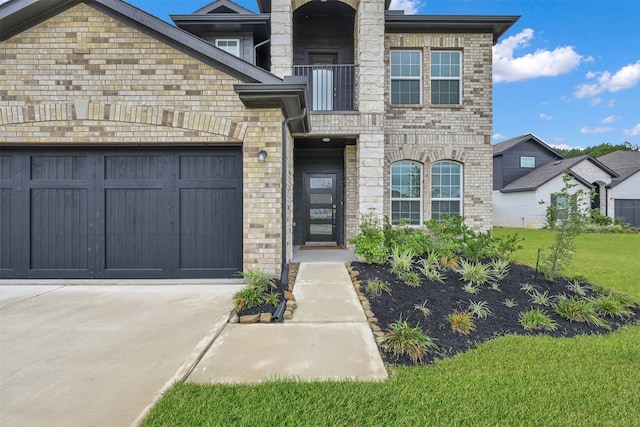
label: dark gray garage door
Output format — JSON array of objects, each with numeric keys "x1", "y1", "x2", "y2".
[
  {"x1": 615, "y1": 199, "x2": 640, "y2": 228},
  {"x1": 0, "y1": 148, "x2": 242, "y2": 279}
]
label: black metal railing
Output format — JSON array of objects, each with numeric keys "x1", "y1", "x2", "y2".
[{"x1": 293, "y1": 64, "x2": 357, "y2": 112}]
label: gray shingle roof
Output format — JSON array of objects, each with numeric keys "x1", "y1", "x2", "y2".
[
  {"x1": 598, "y1": 150, "x2": 640, "y2": 187},
  {"x1": 500, "y1": 156, "x2": 618, "y2": 193},
  {"x1": 493, "y1": 133, "x2": 564, "y2": 158}
]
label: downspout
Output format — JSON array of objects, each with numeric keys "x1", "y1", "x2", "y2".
[{"x1": 280, "y1": 107, "x2": 307, "y2": 283}]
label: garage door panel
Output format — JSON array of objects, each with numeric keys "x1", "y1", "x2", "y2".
[
  {"x1": 31, "y1": 155, "x2": 88, "y2": 180},
  {"x1": 105, "y1": 189, "x2": 164, "y2": 271},
  {"x1": 105, "y1": 155, "x2": 163, "y2": 181},
  {"x1": 30, "y1": 188, "x2": 90, "y2": 271},
  {"x1": 0, "y1": 189, "x2": 14, "y2": 271}
]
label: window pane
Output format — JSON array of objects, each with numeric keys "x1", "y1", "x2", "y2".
[
  {"x1": 431, "y1": 200, "x2": 460, "y2": 220},
  {"x1": 391, "y1": 161, "x2": 422, "y2": 225},
  {"x1": 391, "y1": 80, "x2": 420, "y2": 104},
  {"x1": 391, "y1": 51, "x2": 421, "y2": 77},
  {"x1": 310, "y1": 177, "x2": 332, "y2": 189},
  {"x1": 431, "y1": 80, "x2": 460, "y2": 105},
  {"x1": 310, "y1": 193, "x2": 332, "y2": 204}
]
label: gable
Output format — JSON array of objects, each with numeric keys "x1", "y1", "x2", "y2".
[{"x1": 494, "y1": 138, "x2": 563, "y2": 189}]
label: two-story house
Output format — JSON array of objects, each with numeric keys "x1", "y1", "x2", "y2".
[{"x1": 0, "y1": 0, "x2": 517, "y2": 280}]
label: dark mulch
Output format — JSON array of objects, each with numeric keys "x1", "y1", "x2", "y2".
[{"x1": 351, "y1": 261, "x2": 640, "y2": 366}]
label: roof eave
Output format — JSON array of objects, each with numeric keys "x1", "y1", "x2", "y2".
[{"x1": 385, "y1": 14, "x2": 520, "y2": 44}]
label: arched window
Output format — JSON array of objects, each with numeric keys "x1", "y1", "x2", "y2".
[
  {"x1": 391, "y1": 161, "x2": 423, "y2": 225},
  {"x1": 431, "y1": 161, "x2": 462, "y2": 220}
]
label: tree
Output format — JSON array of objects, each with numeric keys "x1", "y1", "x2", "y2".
[{"x1": 555, "y1": 141, "x2": 639, "y2": 158}]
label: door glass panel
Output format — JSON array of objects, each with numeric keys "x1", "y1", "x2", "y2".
[
  {"x1": 310, "y1": 224, "x2": 332, "y2": 235},
  {"x1": 310, "y1": 193, "x2": 332, "y2": 204},
  {"x1": 310, "y1": 208, "x2": 332, "y2": 220},
  {"x1": 310, "y1": 177, "x2": 333, "y2": 189}
]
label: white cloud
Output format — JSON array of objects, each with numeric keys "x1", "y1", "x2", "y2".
[
  {"x1": 553, "y1": 137, "x2": 566, "y2": 143},
  {"x1": 623, "y1": 123, "x2": 640, "y2": 137},
  {"x1": 492, "y1": 133, "x2": 506, "y2": 140},
  {"x1": 493, "y1": 29, "x2": 584, "y2": 83},
  {"x1": 388, "y1": 0, "x2": 421, "y2": 14},
  {"x1": 601, "y1": 115, "x2": 621, "y2": 124},
  {"x1": 580, "y1": 126, "x2": 613, "y2": 134},
  {"x1": 550, "y1": 143, "x2": 583, "y2": 151},
  {"x1": 539, "y1": 113, "x2": 553, "y2": 120},
  {"x1": 606, "y1": 99, "x2": 616, "y2": 108},
  {"x1": 590, "y1": 98, "x2": 602, "y2": 106},
  {"x1": 574, "y1": 60, "x2": 640, "y2": 98}
]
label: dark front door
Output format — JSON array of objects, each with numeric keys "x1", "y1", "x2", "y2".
[{"x1": 305, "y1": 173, "x2": 337, "y2": 243}]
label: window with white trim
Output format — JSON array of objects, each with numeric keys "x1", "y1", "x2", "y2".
[
  {"x1": 215, "y1": 39, "x2": 240, "y2": 57},
  {"x1": 431, "y1": 161, "x2": 462, "y2": 220},
  {"x1": 520, "y1": 156, "x2": 535, "y2": 168},
  {"x1": 431, "y1": 51, "x2": 462, "y2": 105},
  {"x1": 390, "y1": 51, "x2": 422, "y2": 105},
  {"x1": 391, "y1": 161, "x2": 423, "y2": 225}
]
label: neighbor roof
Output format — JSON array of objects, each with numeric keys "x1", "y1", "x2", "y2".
[
  {"x1": 598, "y1": 150, "x2": 640, "y2": 188},
  {"x1": 493, "y1": 133, "x2": 564, "y2": 158},
  {"x1": 500, "y1": 155, "x2": 618, "y2": 193}
]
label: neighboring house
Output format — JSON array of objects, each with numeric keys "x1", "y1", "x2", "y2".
[
  {"x1": 493, "y1": 134, "x2": 618, "y2": 228},
  {"x1": 598, "y1": 150, "x2": 640, "y2": 227},
  {"x1": 0, "y1": 0, "x2": 518, "y2": 279}
]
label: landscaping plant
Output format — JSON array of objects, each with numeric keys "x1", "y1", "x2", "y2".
[
  {"x1": 350, "y1": 210, "x2": 388, "y2": 264},
  {"x1": 381, "y1": 316, "x2": 437, "y2": 363},
  {"x1": 518, "y1": 308, "x2": 558, "y2": 331}
]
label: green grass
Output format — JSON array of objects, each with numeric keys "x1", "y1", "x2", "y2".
[
  {"x1": 144, "y1": 229, "x2": 640, "y2": 426},
  {"x1": 493, "y1": 228, "x2": 640, "y2": 299}
]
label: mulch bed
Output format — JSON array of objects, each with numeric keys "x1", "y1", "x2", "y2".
[
  {"x1": 350, "y1": 261, "x2": 640, "y2": 366},
  {"x1": 235, "y1": 263, "x2": 299, "y2": 317}
]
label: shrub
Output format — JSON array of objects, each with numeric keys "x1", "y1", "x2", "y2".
[
  {"x1": 239, "y1": 268, "x2": 276, "y2": 292},
  {"x1": 416, "y1": 253, "x2": 445, "y2": 283},
  {"x1": 232, "y1": 285, "x2": 266, "y2": 310},
  {"x1": 389, "y1": 246, "x2": 414, "y2": 277},
  {"x1": 401, "y1": 271, "x2": 421, "y2": 287},
  {"x1": 519, "y1": 308, "x2": 558, "y2": 331},
  {"x1": 447, "y1": 311, "x2": 476, "y2": 335},
  {"x1": 554, "y1": 295, "x2": 608, "y2": 328},
  {"x1": 456, "y1": 259, "x2": 492, "y2": 286},
  {"x1": 350, "y1": 210, "x2": 388, "y2": 264},
  {"x1": 381, "y1": 316, "x2": 438, "y2": 363},
  {"x1": 384, "y1": 218, "x2": 433, "y2": 256},
  {"x1": 490, "y1": 258, "x2": 511, "y2": 281},
  {"x1": 364, "y1": 278, "x2": 391, "y2": 298},
  {"x1": 591, "y1": 294, "x2": 635, "y2": 319}
]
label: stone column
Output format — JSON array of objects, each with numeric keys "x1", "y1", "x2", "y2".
[{"x1": 270, "y1": 0, "x2": 293, "y2": 78}]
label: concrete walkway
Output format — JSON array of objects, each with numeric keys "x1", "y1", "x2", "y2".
[{"x1": 187, "y1": 262, "x2": 388, "y2": 384}]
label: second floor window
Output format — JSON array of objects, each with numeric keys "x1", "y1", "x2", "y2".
[
  {"x1": 390, "y1": 51, "x2": 422, "y2": 105},
  {"x1": 431, "y1": 51, "x2": 462, "y2": 105},
  {"x1": 216, "y1": 39, "x2": 240, "y2": 57}
]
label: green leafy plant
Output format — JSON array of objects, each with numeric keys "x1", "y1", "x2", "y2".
[
  {"x1": 503, "y1": 298, "x2": 517, "y2": 308},
  {"x1": 566, "y1": 280, "x2": 588, "y2": 296},
  {"x1": 554, "y1": 295, "x2": 608, "y2": 328},
  {"x1": 384, "y1": 218, "x2": 433, "y2": 256},
  {"x1": 490, "y1": 258, "x2": 511, "y2": 281},
  {"x1": 380, "y1": 316, "x2": 438, "y2": 363},
  {"x1": 416, "y1": 253, "x2": 445, "y2": 283},
  {"x1": 232, "y1": 285, "x2": 266, "y2": 311},
  {"x1": 413, "y1": 300, "x2": 432, "y2": 318},
  {"x1": 264, "y1": 292, "x2": 280, "y2": 307},
  {"x1": 447, "y1": 311, "x2": 476, "y2": 335},
  {"x1": 350, "y1": 210, "x2": 388, "y2": 264},
  {"x1": 401, "y1": 271, "x2": 421, "y2": 287},
  {"x1": 591, "y1": 294, "x2": 634, "y2": 319},
  {"x1": 520, "y1": 283, "x2": 535, "y2": 293},
  {"x1": 539, "y1": 173, "x2": 591, "y2": 281},
  {"x1": 238, "y1": 268, "x2": 276, "y2": 292},
  {"x1": 364, "y1": 278, "x2": 391, "y2": 298},
  {"x1": 390, "y1": 246, "x2": 414, "y2": 277},
  {"x1": 490, "y1": 282, "x2": 501, "y2": 292},
  {"x1": 528, "y1": 289, "x2": 552, "y2": 306},
  {"x1": 456, "y1": 259, "x2": 491, "y2": 286},
  {"x1": 463, "y1": 283, "x2": 480, "y2": 294},
  {"x1": 468, "y1": 300, "x2": 492, "y2": 319},
  {"x1": 518, "y1": 308, "x2": 558, "y2": 331}
]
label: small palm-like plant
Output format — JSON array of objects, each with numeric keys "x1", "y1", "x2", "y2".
[
  {"x1": 447, "y1": 311, "x2": 475, "y2": 335},
  {"x1": 401, "y1": 271, "x2": 421, "y2": 287},
  {"x1": 390, "y1": 246, "x2": 414, "y2": 277},
  {"x1": 468, "y1": 300, "x2": 492, "y2": 319},
  {"x1": 416, "y1": 254, "x2": 445, "y2": 284},
  {"x1": 264, "y1": 292, "x2": 280, "y2": 307},
  {"x1": 232, "y1": 285, "x2": 265, "y2": 310},
  {"x1": 381, "y1": 316, "x2": 438, "y2": 363},
  {"x1": 520, "y1": 283, "x2": 535, "y2": 293},
  {"x1": 490, "y1": 258, "x2": 511, "y2": 281},
  {"x1": 591, "y1": 294, "x2": 634, "y2": 319},
  {"x1": 554, "y1": 295, "x2": 608, "y2": 328},
  {"x1": 566, "y1": 280, "x2": 588, "y2": 296},
  {"x1": 364, "y1": 278, "x2": 391, "y2": 298},
  {"x1": 503, "y1": 298, "x2": 517, "y2": 308},
  {"x1": 463, "y1": 283, "x2": 480, "y2": 294},
  {"x1": 456, "y1": 259, "x2": 491, "y2": 286},
  {"x1": 413, "y1": 299, "x2": 432, "y2": 318},
  {"x1": 518, "y1": 308, "x2": 558, "y2": 331},
  {"x1": 239, "y1": 269, "x2": 276, "y2": 292},
  {"x1": 529, "y1": 289, "x2": 552, "y2": 306}
]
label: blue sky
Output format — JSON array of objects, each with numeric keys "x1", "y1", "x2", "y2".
[{"x1": 126, "y1": 0, "x2": 640, "y2": 149}]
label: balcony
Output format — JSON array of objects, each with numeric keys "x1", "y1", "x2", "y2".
[{"x1": 293, "y1": 64, "x2": 358, "y2": 112}]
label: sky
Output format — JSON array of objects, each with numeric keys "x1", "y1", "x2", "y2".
[{"x1": 8, "y1": 0, "x2": 637, "y2": 149}]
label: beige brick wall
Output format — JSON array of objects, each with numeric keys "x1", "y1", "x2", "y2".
[
  {"x1": 0, "y1": 3, "x2": 286, "y2": 275},
  {"x1": 383, "y1": 32, "x2": 494, "y2": 231}
]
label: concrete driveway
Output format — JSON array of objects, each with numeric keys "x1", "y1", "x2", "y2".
[{"x1": 0, "y1": 283, "x2": 242, "y2": 427}]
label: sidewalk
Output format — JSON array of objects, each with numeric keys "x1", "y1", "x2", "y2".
[{"x1": 186, "y1": 262, "x2": 388, "y2": 384}]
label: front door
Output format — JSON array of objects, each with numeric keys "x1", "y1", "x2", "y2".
[{"x1": 305, "y1": 173, "x2": 337, "y2": 243}]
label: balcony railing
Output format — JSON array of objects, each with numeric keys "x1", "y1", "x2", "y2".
[{"x1": 293, "y1": 64, "x2": 358, "y2": 112}]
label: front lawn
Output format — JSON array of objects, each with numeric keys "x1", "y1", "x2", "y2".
[{"x1": 143, "y1": 230, "x2": 640, "y2": 426}]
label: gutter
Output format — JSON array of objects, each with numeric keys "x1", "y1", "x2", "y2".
[{"x1": 280, "y1": 107, "x2": 307, "y2": 283}]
